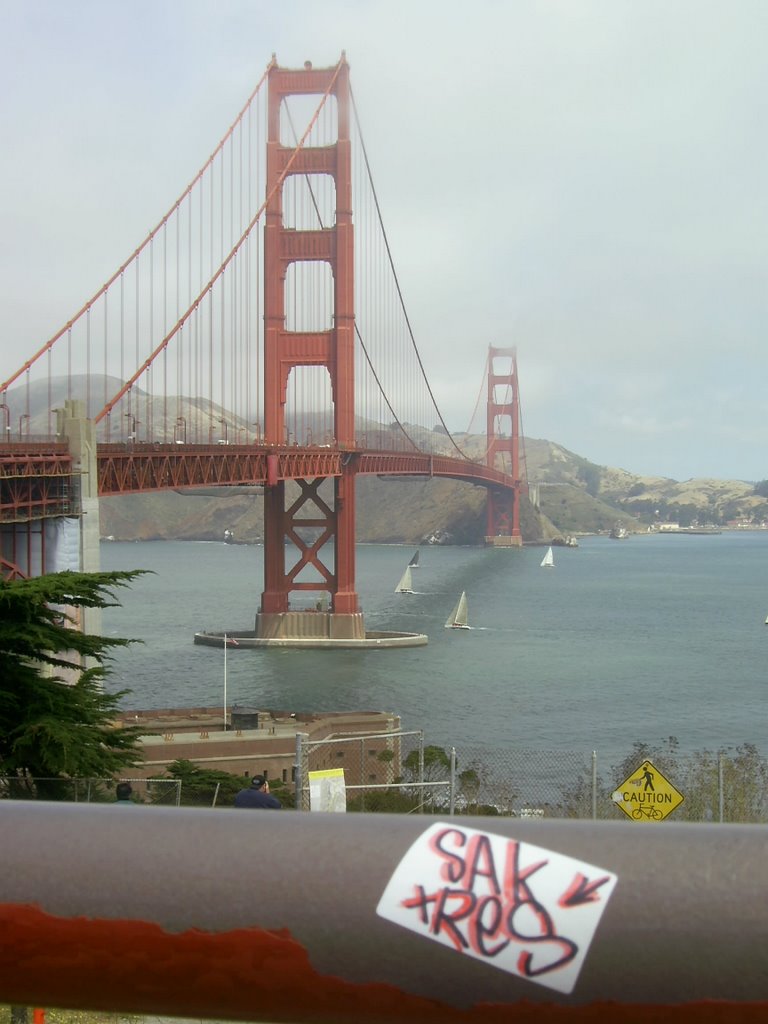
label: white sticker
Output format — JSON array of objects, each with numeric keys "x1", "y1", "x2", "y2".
[{"x1": 376, "y1": 822, "x2": 617, "y2": 994}]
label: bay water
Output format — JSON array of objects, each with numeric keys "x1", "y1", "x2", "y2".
[{"x1": 101, "y1": 532, "x2": 768, "y2": 762}]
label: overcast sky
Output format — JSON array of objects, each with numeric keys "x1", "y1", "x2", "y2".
[{"x1": 1, "y1": 1, "x2": 766, "y2": 481}]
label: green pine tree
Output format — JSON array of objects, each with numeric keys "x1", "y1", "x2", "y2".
[{"x1": 0, "y1": 570, "x2": 146, "y2": 795}]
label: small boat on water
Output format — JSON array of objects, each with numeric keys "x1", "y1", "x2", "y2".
[
  {"x1": 408, "y1": 549, "x2": 420, "y2": 568},
  {"x1": 395, "y1": 566, "x2": 415, "y2": 594},
  {"x1": 445, "y1": 591, "x2": 470, "y2": 629},
  {"x1": 609, "y1": 523, "x2": 629, "y2": 540},
  {"x1": 541, "y1": 546, "x2": 555, "y2": 569}
]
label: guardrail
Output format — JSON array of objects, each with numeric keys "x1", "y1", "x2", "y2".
[{"x1": 1, "y1": 802, "x2": 766, "y2": 1022}]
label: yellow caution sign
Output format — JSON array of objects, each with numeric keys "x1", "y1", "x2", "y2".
[{"x1": 611, "y1": 759, "x2": 684, "y2": 822}]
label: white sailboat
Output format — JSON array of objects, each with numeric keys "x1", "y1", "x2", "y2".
[
  {"x1": 395, "y1": 566, "x2": 415, "y2": 594},
  {"x1": 445, "y1": 591, "x2": 470, "y2": 629},
  {"x1": 541, "y1": 546, "x2": 555, "y2": 569}
]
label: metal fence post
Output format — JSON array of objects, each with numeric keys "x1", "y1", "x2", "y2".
[
  {"x1": 294, "y1": 732, "x2": 309, "y2": 811},
  {"x1": 718, "y1": 753, "x2": 725, "y2": 823},
  {"x1": 418, "y1": 731, "x2": 425, "y2": 813},
  {"x1": 449, "y1": 747, "x2": 456, "y2": 816},
  {"x1": 592, "y1": 750, "x2": 598, "y2": 820},
  {"x1": 360, "y1": 737, "x2": 366, "y2": 812}
]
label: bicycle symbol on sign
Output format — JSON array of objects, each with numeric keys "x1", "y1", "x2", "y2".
[{"x1": 632, "y1": 804, "x2": 663, "y2": 821}]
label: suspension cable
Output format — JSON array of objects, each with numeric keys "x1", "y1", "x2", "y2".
[
  {"x1": 355, "y1": 325, "x2": 419, "y2": 451},
  {"x1": 464, "y1": 349, "x2": 490, "y2": 459},
  {"x1": 96, "y1": 61, "x2": 344, "y2": 423},
  {"x1": 1, "y1": 58, "x2": 276, "y2": 396},
  {"x1": 350, "y1": 86, "x2": 470, "y2": 462}
]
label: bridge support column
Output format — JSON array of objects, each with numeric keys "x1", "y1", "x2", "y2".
[
  {"x1": 257, "y1": 462, "x2": 364, "y2": 641},
  {"x1": 56, "y1": 401, "x2": 102, "y2": 637},
  {"x1": 484, "y1": 346, "x2": 523, "y2": 548},
  {"x1": 333, "y1": 463, "x2": 358, "y2": 616},
  {"x1": 485, "y1": 491, "x2": 521, "y2": 547}
]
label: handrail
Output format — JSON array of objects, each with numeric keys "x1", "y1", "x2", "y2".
[{"x1": 0, "y1": 802, "x2": 766, "y2": 1021}]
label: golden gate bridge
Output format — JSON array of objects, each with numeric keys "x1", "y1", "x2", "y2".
[{"x1": 0, "y1": 54, "x2": 524, "y2": 645}]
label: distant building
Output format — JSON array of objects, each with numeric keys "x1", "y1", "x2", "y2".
[{"x1": 116, "y1": 706, "x2": 402, "y2": 791}]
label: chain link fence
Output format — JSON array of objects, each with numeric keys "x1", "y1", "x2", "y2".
[
  {"x1": 453, "y1": 746, "x2": 597, "y2": 818},
  {"x1": 3, "y1": 743, "x2": 766, "y2": 822},
  {"x1": 450, "y1": 745, "x2": 768, "y2": 823},
  {"x1": 294, "y1": 729, "x2": 455, "y2": 813},
  {"x1": 294, "y1": 737, "x2": 768, "y2": 823},
  {"x1": 0, "y1": 777, "x2": 181, "y2": 806}
]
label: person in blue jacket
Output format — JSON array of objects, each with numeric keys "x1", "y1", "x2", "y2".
[{"x1": 234, "y1": 774, "x2": 282, "y2": 809}]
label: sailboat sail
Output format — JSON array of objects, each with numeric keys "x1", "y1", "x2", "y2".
[
  {"x1": 445, "y1": 591, "x2": 470, "y2": 629},
  {"x1": 408, "y1": 549, "x2": 420, "y2": 568},
  {"x1": 541, "y1": 546, "x2": 555, "y2": 569},
  {"x1": 395, "y1": 566, "x2": 414, "y2": 594}
]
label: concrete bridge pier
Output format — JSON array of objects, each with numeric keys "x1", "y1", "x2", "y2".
[
  {"x1": 56, "y1": 401, "x2": 100, "y2": 572},
  {"x1": 0, "y1": 400, "x2": 101, "y2": 661}
]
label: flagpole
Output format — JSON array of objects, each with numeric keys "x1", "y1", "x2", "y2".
[{"x1": 223, "y1": 633, "x2": 228, "y2": 731}]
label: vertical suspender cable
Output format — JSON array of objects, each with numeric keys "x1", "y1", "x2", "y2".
[
  {"x1": 246, "y1": 103, "x2": 253, "y2": 439},
  {"x1": 177, "y1": 202, "x2": 182, "y2": 416},
  {"x1": 86, "y1": 307, "x2": 91, "y2": 419},
  {"x1": 209, "y1": 166, "x2": 215, "y2": 433},
  {"x1": 120, "y1": 272, "x2": 125, "y2": 412},
  {"x1": 220, "y1": 271, "x2": 226, "y2": 434},
  {"x1": 162, "y1": 222, "x2": 168, "y2": 437},
  {"x1": 46, "y1": 350, "x2": 52, "y2": 438},
  {"x1": 134, "y1": 255, "x2": 140, "y2": 437},
  {"x1": 103, "y1": 293, "x2": 108, "y2": 420},
  {"x1": 238, "y1": 119, "x2": 244, "y2": 433},
  {"x1": 148, "y1": 235, "x2": 154, "y2": 440},
  {"x1": 208, "y1": 288, "x2": 214, "y2": 440}
]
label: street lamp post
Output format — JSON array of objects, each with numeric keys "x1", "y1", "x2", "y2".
[
  {"x1": 18, "y1": 413, "x2": 30, "y2": 440},
  {"x1": 218, "y1": 418, "x2": 228, "y2": 443},
  {"x1": 174, "y1": 416, "x2": 187, "y2": 444}
]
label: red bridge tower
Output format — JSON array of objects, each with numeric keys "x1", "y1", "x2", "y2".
[
  {"x1": 485, "y1": 346, "x2": 523, "y2": 547},
  {"x1": 258, "y1": 56, "x2": 362, "y2": 640}
]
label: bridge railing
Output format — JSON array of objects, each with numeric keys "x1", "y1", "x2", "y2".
[{"x1": 0, "y1": 801, "x2": 766, "y2": 1020}]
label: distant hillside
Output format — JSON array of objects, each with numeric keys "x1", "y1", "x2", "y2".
[
  {"x1": 522, "y1": 437, "x2": 767, "y2": 534},
  {"x1": 98, "y1": 430, "x2": 768, "y2": 544},
  {"x1": 9, "y1": 373, "x2": 762, "y2": 542}
]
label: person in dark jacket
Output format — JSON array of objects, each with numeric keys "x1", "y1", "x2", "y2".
[
  {"x1": 234, "y1": 774, "x2": 281, "y2": 809},
  {"x1": 115, "y1": 781, "x2": 136, "y2": 805}
]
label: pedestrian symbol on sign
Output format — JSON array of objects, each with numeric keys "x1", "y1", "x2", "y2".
[{"x1": 640, "y1": 763, "x2": 655, "y2": 792}]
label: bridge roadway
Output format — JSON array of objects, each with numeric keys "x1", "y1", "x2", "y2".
[
  {"x1": 0, "y1": 440, "x2": 518, "y2": 519},
  {"x1": 95, "y1": 442, "x2": 519, "y2": 495}
]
